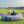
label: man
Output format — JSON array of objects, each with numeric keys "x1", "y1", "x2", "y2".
[
  {"x1": 11, "y1": 9, "x2": 17, "y2": 15},
  {"x1": 5, "y1": 10, "x2": 11, "y2": 21},
  {"x1": 7, "y1": 10, "x2": 11, "y2": 16}
]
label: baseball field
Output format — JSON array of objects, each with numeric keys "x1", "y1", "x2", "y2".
[{"x1": 0, "y1": 9, "x2": 24, "y2": 24}]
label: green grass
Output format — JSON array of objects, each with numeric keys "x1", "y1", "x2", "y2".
[
  {"x1": 0, "y1": 9, "x2": 24, "y2": 14},
  {"x1": 0, "y1": 9, "x2": 24, "y2": 24}
]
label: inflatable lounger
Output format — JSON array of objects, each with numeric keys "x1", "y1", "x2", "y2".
[{"x1": 1, "y1": 13, "x2": 23, "y2": 21}]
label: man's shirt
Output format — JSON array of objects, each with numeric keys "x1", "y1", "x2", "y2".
[{"x1": 11, "y1": 13, "x2": 17, "y2": 15}]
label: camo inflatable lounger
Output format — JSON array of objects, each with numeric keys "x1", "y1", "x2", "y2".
[{"x1": 1, "y1": 13, "x2": 23, "y2": 21}]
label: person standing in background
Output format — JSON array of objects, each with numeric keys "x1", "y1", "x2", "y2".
[{"x1": 22, "y1": 11, "x2": 24, "y2": 14}]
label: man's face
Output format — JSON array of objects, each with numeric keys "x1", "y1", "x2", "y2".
[{"x1": 13, "y1": 12, "x2": 15, "y2": 13}]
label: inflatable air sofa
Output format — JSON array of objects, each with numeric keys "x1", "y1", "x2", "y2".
[{"x1": 1, "y1": 13, "x2": 23, "y2": 21}]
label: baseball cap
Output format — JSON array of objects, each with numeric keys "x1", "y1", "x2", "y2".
[
  {"x1": 13, "y1": 9, "x2": 15, "y2": 12},
  {"x1": 9, "y1": 10, "x2": 11, "y2": 12}
]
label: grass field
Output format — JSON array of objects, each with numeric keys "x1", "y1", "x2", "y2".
[{"x1": 0, "y1": 9, "x2": 24, "y2": 24}]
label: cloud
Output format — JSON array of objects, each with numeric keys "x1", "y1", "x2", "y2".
[{"x1": 0, "y1": 0, "x2": 24, "y2": 7}]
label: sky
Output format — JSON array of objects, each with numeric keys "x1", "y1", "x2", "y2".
[{"x1": 0, "y1": 0, "x2": 24, "y2": 7}]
